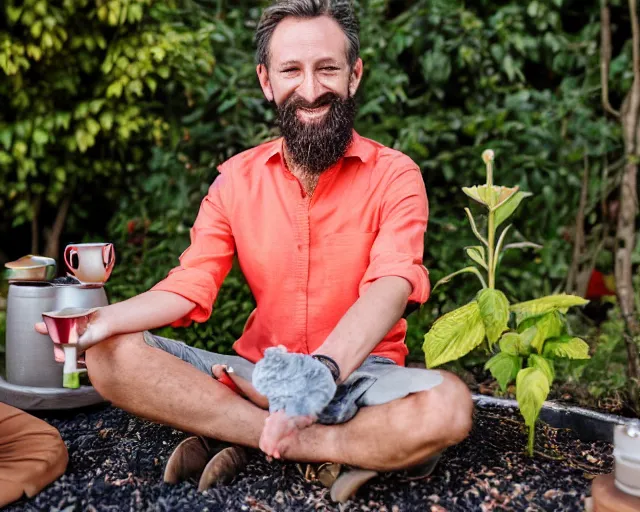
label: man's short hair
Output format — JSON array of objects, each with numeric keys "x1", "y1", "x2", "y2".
[{"x1": 255, "y1": 0, "x2": 360, "y2": 69}]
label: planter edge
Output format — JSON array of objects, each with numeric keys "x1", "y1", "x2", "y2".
[{"x1": 473, "y1": 393, "x2": 634, "y2": 443}]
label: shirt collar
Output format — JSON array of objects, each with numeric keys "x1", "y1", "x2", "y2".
[{"x1": 263, "y1": 130, "x2": 375, "y2": 165}]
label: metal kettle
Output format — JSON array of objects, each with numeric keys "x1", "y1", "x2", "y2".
[{"x1": 3, "y1": 255, "x2": 108, "y2": 388}]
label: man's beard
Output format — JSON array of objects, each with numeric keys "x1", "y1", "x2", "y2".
[{"x1": 277, "y1": 92, "x2": 357, "y2": 174}]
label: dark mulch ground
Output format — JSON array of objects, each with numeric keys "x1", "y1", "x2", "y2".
[{"x1": 7, "y1": 404, "x2": 612, "y2": 512}]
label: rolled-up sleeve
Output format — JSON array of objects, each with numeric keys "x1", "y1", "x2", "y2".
[
  {"x1": 359, "y1": 165, "x2": 430, "y2": 304},
  {"x1": 150, "y1": 173, "x2": 235, "y2": 326}
]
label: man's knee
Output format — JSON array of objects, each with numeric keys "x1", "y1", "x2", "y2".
[
  {"x1": 441, "y1": 373, "x2": 474, "y2": 444},
  {"x1": 85, "y1": 332, "x2": 146, "y2": 400},
  {"x1": 412, "y1": 372, "x2": 473, "y2": 447}
]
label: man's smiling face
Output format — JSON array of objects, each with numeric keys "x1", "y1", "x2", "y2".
[
  {"x1": 258, "y1": 15, "x2": 362, "y2": 113},
  {"x1": 257, "y1": 15, "x2": 363, "y2": 173}
]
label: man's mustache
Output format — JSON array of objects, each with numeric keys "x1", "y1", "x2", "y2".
[{"x1": 282, "y1": 92, "x2": 339, "y2": 111}]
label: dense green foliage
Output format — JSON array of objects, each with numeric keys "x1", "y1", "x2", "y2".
[{"x1": 1, "y1": 0, "x2": 635, "y2": 362}]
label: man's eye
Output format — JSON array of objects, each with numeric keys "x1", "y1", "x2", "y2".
[
  {"x1": 321, "y1": 67, "x2": 339, "y2": 71},
  {"x1": 282, "y1": 68, "x2": 297, "y2": 73}
]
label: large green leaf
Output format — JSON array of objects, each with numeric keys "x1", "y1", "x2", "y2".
[
  {"x1": 423, "y1": 301, "x2": 486, "y2": 368},
  {"x1": 485, "y1": 351, "x2": 521, "y2": 391},
  {"x1": 542, "y1": 336, "x2": 591, "y2": 360},
  {"x1": 465, "y1": 245, "x2": 487, "y2": 270},
  {"x1": 477, "y1": 288, "x2": 510, "y2": 346},
  {"x1": 516, "y1": 367, "x2": 550, "y2": 455},
  {"x1": 510, "y1": 295, "x2": 589, "y2": 326},
  {"x1": 493, "y1": 191, "x2": 532, "y2": 228},
  {"x1": 528, "y1": 354, "x2": 555, "y2": 385},
  {"x1": 518, "y1": 311, "x2": 564, "y2": 353}
]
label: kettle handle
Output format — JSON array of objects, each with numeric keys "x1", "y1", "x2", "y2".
[
  {"x1": 64, "y1": 245, "x2": 79, "y2": 273},
  {"x1": 103, "y1": 244, "x2": 115, "y2": 273}
]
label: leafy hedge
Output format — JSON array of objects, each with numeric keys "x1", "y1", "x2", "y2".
[{"x1": 2, "y1": 0, "x2": 630, "y2": 359}]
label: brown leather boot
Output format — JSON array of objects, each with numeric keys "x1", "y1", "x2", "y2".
[
  {"x1": 198, "y1": 446, "x2": 248, "y2": 491},
  {"x1": 330, "y1": 468, "x2": 379, "y2": 503},
  {"x1": 164, "y1": 436, "x2": 214, "y2": 485},
  {"x1": 304, "y1": 452, "x2": 443, "y2": 504},
  {"x1": 296, "y1": 463, "x2": 378, "y2": 503}
]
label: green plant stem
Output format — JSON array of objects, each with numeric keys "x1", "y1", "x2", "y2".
[
  {"x1": 488, "y1": 211, "x2": 496, "y2": 288},
  {"x1": 528, "y1": 424, "x2": 535, "y2": 456},
  {"x1": 486, "y1": 160, "x2": 496, "y2": 289}
]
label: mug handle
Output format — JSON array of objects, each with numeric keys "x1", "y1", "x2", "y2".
[
  {"x1": 64, "y1": 245, "x2": 79, "y2": 274},
  {"x1": 103, "y1": 244, "x2": 115, "y2": 273}
]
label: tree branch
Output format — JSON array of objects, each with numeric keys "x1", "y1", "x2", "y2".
[
  {"x1": 631, "y1": 0, "x2": 640, "y2": 92},
  {"x1": 44, "y1": 194, "x2": 73, "y2": 260},
  {"x1": 601, "y1": 0, "x2": 621, "y2": 118},
  {"x1": 30, "y1": 194, "x2": 41, "y2": 255},
  {"x1": 628, "y1": 0, "x2": 640, "y2": 154},
  {"x1": 566, "y1": 152, "x2": 589, "y2": 294}
]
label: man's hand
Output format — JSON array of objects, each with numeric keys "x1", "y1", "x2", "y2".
[
  {"x1": 34, "y1": 308, "x2": 110, "y2": 362},
  {"x1": 259, "y1": 411, "x2": 315, "y2": 459}
]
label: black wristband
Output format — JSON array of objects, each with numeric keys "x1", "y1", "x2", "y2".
[{"x1": 312, "y1": 354, "x2": 341, "y2": 382}]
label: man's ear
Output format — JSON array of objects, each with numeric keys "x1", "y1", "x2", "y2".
[
  {"x1": 348, "y1": 58, "x2": 364, "y2": 97},
  {"x1": 257, "y1": 64, "x2": 274, "y2": 102}
]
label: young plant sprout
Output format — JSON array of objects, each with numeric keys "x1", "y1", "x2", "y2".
[{"x1": 423, "y1": 149, "x2": 590, "y2": 456}]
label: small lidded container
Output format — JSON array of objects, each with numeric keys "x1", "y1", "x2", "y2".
[{"x1": 614, "y1": 421, "x2": 640, "y2": 497}]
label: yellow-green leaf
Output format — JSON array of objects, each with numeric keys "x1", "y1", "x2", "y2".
[
  {"x1": 462, "y1": 185, "x2": 519, "y2": 209},
  {"x1": 477, "y1": 288, "x2": 510, "y2": 346},
  {"x1": 499, "y1": 327, "x2": 538, "y2": 356},
  {"x1": 32, "y1": 128, "x2": 48, "y2": 145},
  {"x1": 518, "y1": 311, "x2": 564, "y2": 353},
  {"x1": 528, "y1": 354, "x2": 554, "y2": 385},
  {"x1": 510, "y1": 294, "x2": 589, "y2": 326},
  {"x1": 542, "y1": 336, "x2": 590, "y2": 360},
  {"x1": 516, "y1": 367, "x2": 550, "y2": 455},
  {"x1": 423, "y1": 301, "x2": 486, "y2": 368},
  {"x1": 493, "y1": 191, "x2": 532, "y2": 228},
  {"x1": 485, "y1": 351, "x2": 521, "y2": 391},
  {"x1": 465, "y1": 245, "x2": 487, "y2": 270},
  {"x1": 499, "y1": 332, "x2": 520, "y2": 355},
  {"x1": 99, "y1": 112, "x2": 114, "y2": 131}
]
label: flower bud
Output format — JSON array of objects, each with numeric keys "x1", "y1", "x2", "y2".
[{"x1": 482, "y1": 149, "x2": 495, "y2": 164}]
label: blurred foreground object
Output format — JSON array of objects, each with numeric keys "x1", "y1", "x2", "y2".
[{"x1": 0, "y1": 402, "x2": 68, "y2": 507}]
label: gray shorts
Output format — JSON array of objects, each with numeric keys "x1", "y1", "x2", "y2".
[{"x1": 143, "y1": 332, "x2": 444, "y2": 425}]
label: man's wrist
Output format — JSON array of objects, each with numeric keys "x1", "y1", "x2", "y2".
[{"x1": 312, "y1": 354, "x2": 341, "y2": 382}]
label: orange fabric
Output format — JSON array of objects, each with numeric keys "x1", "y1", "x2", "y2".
[
  {"x1": 151, "y1": 131, "x2": 430, "y2": 365},
  {"x1": 0, "y1": 402, "x2": 68, "y2": 506}
]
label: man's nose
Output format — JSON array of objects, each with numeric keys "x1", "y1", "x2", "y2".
[{"x1": 297, "y1": 73, "x2": 323, "y2": 105}]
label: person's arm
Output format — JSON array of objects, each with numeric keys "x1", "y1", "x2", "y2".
[
  {"x1": 85, "y1": 290, "x2": 197, "y2": 339},
  {"x1": 312, "y1": 276, "x2": 411, "y2": 381},
  {"x1": 36, "y1": 173, "x2": 235, "y2": 347},
  {"x1": 313, "y1": 165, "x2": 431, "y2": 381}
]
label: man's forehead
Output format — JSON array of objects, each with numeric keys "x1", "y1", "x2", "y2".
[{"x1": 269, "y1": 15, "x2": 349, "y2": 66}]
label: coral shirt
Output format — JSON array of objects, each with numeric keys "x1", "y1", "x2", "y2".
[{"x1": 151, "y1": 131, "x2": 430, "y2": 366}]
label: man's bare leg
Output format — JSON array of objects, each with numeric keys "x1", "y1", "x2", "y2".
[{"x1": 86, "y1": 332, "x2": 473, "y2": 472}]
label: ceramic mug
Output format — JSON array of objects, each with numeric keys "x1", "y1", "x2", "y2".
[
  {"x1": 41, "y1": 307, "x2": 98, "y2": 347},
  {"x1": 64, "y1": 242, "x2": 115, "y2": 285}
]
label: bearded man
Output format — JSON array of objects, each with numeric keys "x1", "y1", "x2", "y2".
[{"x1": 36, "y1": 0, "x2": 473, "y2": 502}]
